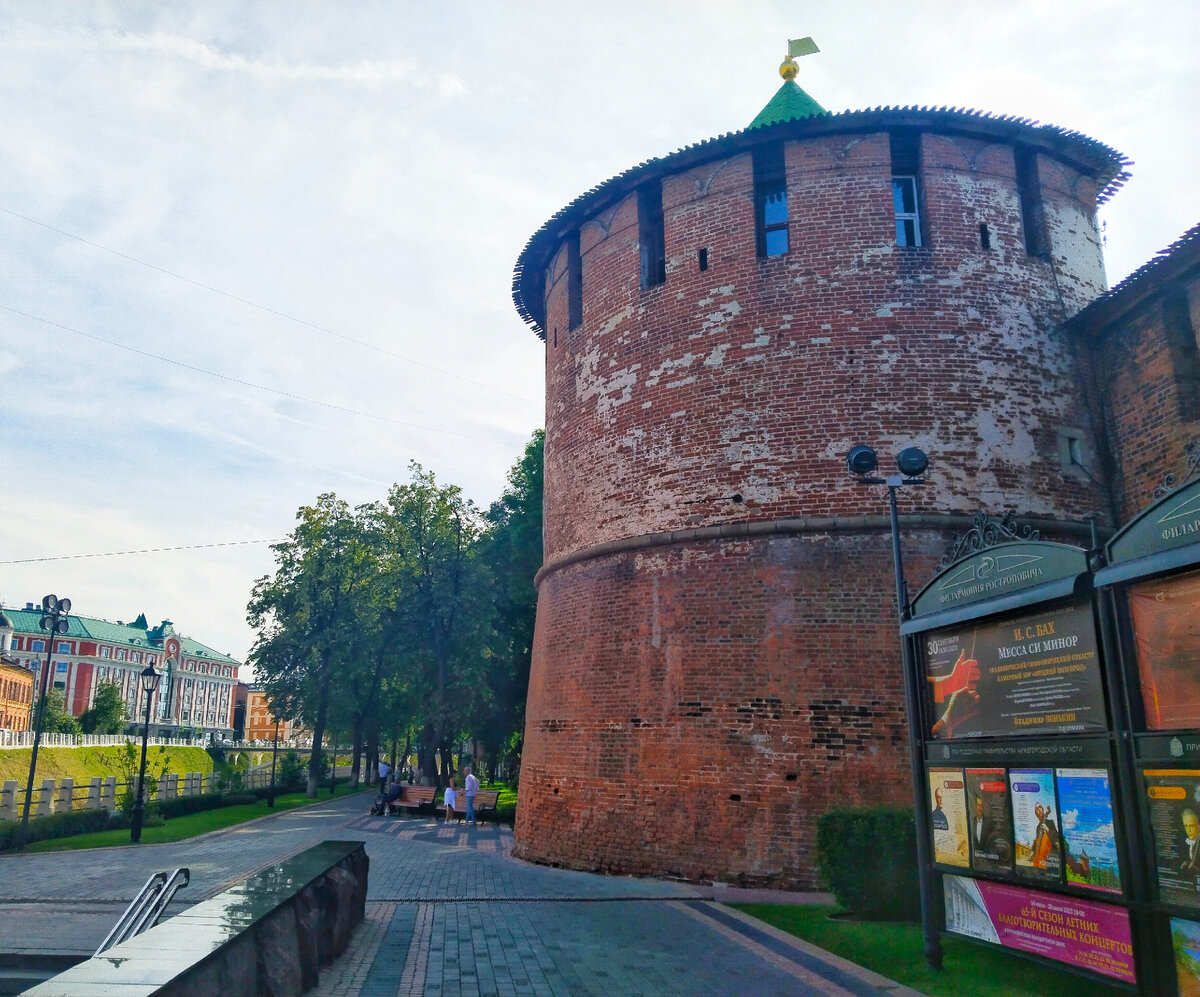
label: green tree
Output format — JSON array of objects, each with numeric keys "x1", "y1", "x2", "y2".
[
  {"x1": 247, "y1": 493, "x2": 378, "y2": 797},
  {"x1": 37, "y1": 687, "x2": 81, "y2": 735},
  {"x1": 79, "y1": 681, "x2": 127, "y2": 734},
  {"x1": 478, "y1": 430, "x2": 543, "y2": 780},
  {"x1": 378, "y1": 463, "x2": 494, "y2": 786},
  {"x1": 114, "y1": 740, "x2": 172, "y2": 813}
]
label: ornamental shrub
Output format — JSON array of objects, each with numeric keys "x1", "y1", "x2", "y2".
[
  {"x1": 0, "y1": 808, "x2": 111, "y2": 852},
  {"x1": 278, "y1": 753, "x2": 306, "y2": 793},
  {"x1": 815, "y1": 807, "x2": 921, "y2": 921},
  {"x1": 159, "y1": 793, "x2": 226, "y2": 819}
]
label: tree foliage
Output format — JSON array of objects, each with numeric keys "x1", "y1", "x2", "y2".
[
  {"x1": 245, "y1": 437, "x2": 544, "y2": 793},
  {"x1": 79, "y1": 681, "x2": 127, "y2": 734},
  {"x1": 38, "y1": 687, "x2": 81, "y2": 735},
  {"x1": 477, "y1": 430, "x2": 543, "y2": 779}
]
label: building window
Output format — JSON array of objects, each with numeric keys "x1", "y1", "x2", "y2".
[
  {"x1": 131, "y1": 652, "x2": 141, "y2": 664},
  {"x1": 567, "y1": 231, "x2": 583, "y2": 330},
  {"x1": 56, "y1": 642, "x2": 70, "y2": 655},
  {"x1": 100, "y1": 646, "x2": 111, "y2": 658},
  {"x1": 30, "y1": 640, "x2": 44, "y2": 653},
  {"x1": 116, "y1": 649, "x2": 126, "y2": 661},
  {"x1": 890, "y1": 132, "x2": 923, "y2": 247},
  {"x1": 892, "y1": 177, "x2": 921, "y2": 247},
  {"x1": 753, "y1": 145, "x2": 789, "y2": 257},
  {"x1": 637, "y1": 183, "x2": 666, "y2": 288},
  {"x1": 1015, "y1": 145, "x2": 1046, "y2": 257}
]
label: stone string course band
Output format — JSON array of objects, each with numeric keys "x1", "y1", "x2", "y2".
[{"x1": 533, "y1": 513, "x2": 1097, "y2": 589}]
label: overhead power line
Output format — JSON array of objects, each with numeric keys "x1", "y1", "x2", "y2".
[
  {"x1": 0, "y1": 204, "x2": 539, "y2": 406},
  {"x1": 0, "y1": 538, "x2": 281, "y2": 565},
  {"x1": 0, "y1": 304, "x2": 521, "y2": 448}
]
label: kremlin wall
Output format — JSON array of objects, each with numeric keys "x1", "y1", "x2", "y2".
[{"x1": 510, "y1": 55, "x2": 1200, "y2": 888}]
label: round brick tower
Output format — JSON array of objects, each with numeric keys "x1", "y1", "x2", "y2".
[{"x1": 511, "y1": 63, "x2": 1129, "y2": 887}]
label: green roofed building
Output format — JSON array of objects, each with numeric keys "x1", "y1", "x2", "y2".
[{"x1": 2, "y1": 602, "x2": 241, "y2": 738}]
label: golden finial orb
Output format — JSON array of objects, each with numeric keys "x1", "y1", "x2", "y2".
[{"x1": 779, "y1": 56, "x2": 799, "y2": 81}]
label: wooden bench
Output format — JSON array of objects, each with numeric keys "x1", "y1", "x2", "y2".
[
  {"x1": 385, "y1": 784, "x2": 437, "y2": 815},
  {"x1": 447, "y1": 789, "x2": 500, "y2": 823}
]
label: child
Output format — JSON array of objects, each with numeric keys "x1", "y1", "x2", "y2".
[{"x1": 443, "y1": 778, "x2": 457, "y2": 822}]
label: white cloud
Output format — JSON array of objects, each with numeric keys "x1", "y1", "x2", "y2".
[{"x1": 0, "y1": 0, "x2": 1195, "y2": 664}]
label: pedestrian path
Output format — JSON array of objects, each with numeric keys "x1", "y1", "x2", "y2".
[
  {"x1": 0, "y1": 795, "x2": 928, "y2": 996},
  {"x1": 311, "y1": 812, "x2": 926, "y2": 997}
]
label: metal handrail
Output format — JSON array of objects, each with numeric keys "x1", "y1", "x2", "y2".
[{"x1": 94, "y1": 867, "x2": 190, "y2": 956}]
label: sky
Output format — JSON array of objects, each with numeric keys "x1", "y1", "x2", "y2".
[{"x1": 1, "y1": 1, "x2": 1197, "y2": 669}]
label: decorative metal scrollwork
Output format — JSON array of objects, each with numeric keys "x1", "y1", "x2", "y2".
[
  {"x1": 1153, "y1": 438, "x2": 1200, "y2": 501},
  {"x1": 938, "y1": 510, "x2": 1041, "y2": 570}
]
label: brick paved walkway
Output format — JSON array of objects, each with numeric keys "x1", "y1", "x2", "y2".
[{"x1": 0, "y1": 796, "x2": 928, "y2": 996}]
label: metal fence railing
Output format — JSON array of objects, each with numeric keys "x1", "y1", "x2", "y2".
[{"x1": 0, "y1": 731, "x2": 207, "y2": 750}]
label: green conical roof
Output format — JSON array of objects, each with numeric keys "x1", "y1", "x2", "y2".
[{"x1": 748, "y1": 79, "x2": 825, "y2": 129}]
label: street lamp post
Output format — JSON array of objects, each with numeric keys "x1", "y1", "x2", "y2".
[
  {"x1": 130, "y1": 663, "x2": 163, "y2": 843},
  {"x1": 847, "y1": 444, "x2": 942, "y2": 971},
  {"x1": 17, "y1": 594, "x2": 71, "y2": 851},
  {"x1": 267, "y1": 713, "x2": 280, "y2": 808}
]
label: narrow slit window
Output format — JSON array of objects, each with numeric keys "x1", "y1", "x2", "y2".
[
  {"x1": 753, "y1": 145, "x2": 789, "y2": 258},
  {"x1": 890, "y1": 131, "x2": 923, "y2": 247},
  {"x1": 698, "y1": 247, "x2": 708, "y2": 271},
  {"x1": 979, "y1": 223, "x2": 991, "y2": 250},
  {"x1": 637, "y1": 184, "x2": 666, "y2": 288},
  {"x1": 892, "y1": 177, "x2": 921, "y2": 247},
  {"x1": 1015, "y1": 146, "x2": 1046, "y2": 258},
  {"x1": 567, "y1": 231, "x2": 582, "y2": 330}
]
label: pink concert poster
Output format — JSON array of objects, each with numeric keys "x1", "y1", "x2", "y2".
[{"x1": 943, "y1": 875, "x2": 1135, "y2": 984}]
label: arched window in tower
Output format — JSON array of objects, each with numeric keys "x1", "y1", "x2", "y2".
[{"x1": 753, "y1": 145, "x2": 789, "y2": 257}]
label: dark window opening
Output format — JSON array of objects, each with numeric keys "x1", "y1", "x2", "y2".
[
  {"x1": 567, "y1": 231, "x2": 582, "y2": 330},
  {"x1": 753, "y1": 145, "x2": 789, "y2": 258},
  {"x1": 1015, "y1": 146, "x2": 1047, "y2": 257},
  {"x1": 698, "y1": 247, "x2": 708, "y2": 271},
  {"x1": 1165, "y1": 290, "x2": 1200, "y2": 419},
  {"x1": 979, "y1": 222, "x2": 991, "y2": 250},
  {"x1": 637, "y1": 184, "x2": 666, "y2": 288},
  {"x1": 890, "y1": 131, "x2": 923, "y2": 247},
  {"x1": 553, "y1": 327, "x2": 558, "y2": 348}
]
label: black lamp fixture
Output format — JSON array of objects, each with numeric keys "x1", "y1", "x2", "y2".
[
  {"x1": 846, "y1": 444, "x2": 928, "y2": 488},
  {"x1": 130, "y1": 663, "x2": 162, "y2": 843}
]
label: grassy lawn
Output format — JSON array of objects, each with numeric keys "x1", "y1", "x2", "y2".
[
  {"x1": 731, "y1": 904, "x2": 1127, "y2": 997},
  {"x1": 0, "y1": 745, "x2": 213, "y2": 785},
  {"x1": 23, "y1": 783, "x2": 371, "y2": 853}
]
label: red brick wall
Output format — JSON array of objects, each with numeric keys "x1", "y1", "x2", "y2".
[
  {"x1": 523, "y1": 123, "x2": 1111, "y2": 887},
  {"x1": 517, "y1": 530, "x2": 952, "y2": 886},
  {"x1": 1086, "y1": 272, "x2": 1200, "y2": 519}
]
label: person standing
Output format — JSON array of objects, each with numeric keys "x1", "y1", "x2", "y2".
[
  {"x1": 464, "y1": 766, "x2": 479, "y2": 826},
  {"x1": 443, "y1": 777, "x2": 457, "y2": 823},
  {"x1": 378, "y1": 758, "x2": 391, "y2": 791}
]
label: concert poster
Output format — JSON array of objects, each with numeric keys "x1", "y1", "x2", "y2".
[
  {"x1": 1011, "y1": 768, "x2": 1062, "y2": 884},
  {"x1": 1129, "y1": 570, "x2": 1200, "y2": 730},
  {"x1": 1146, "y1": 769, "x2": 1200, "y2": 911},
  {"x1": 1055, "y1": 768, "x2": 1121, "y2": 895},
  {"x1": 966, "y1": 767, "x2": 1013, "y2": 875},
  {"x1": 943, "y1": 876, "x2": 1136, "y2": 984},
  {"x1": 927, "y1": 767, "x2": 969, "y2": 868},
  {"x1": 923, "y1": 602, "x2": 1106, "y2": 740}
]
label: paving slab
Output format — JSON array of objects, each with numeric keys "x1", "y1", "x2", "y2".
[{"x1": 0, "y1": 798, "x2": 928, "y2": 997}]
